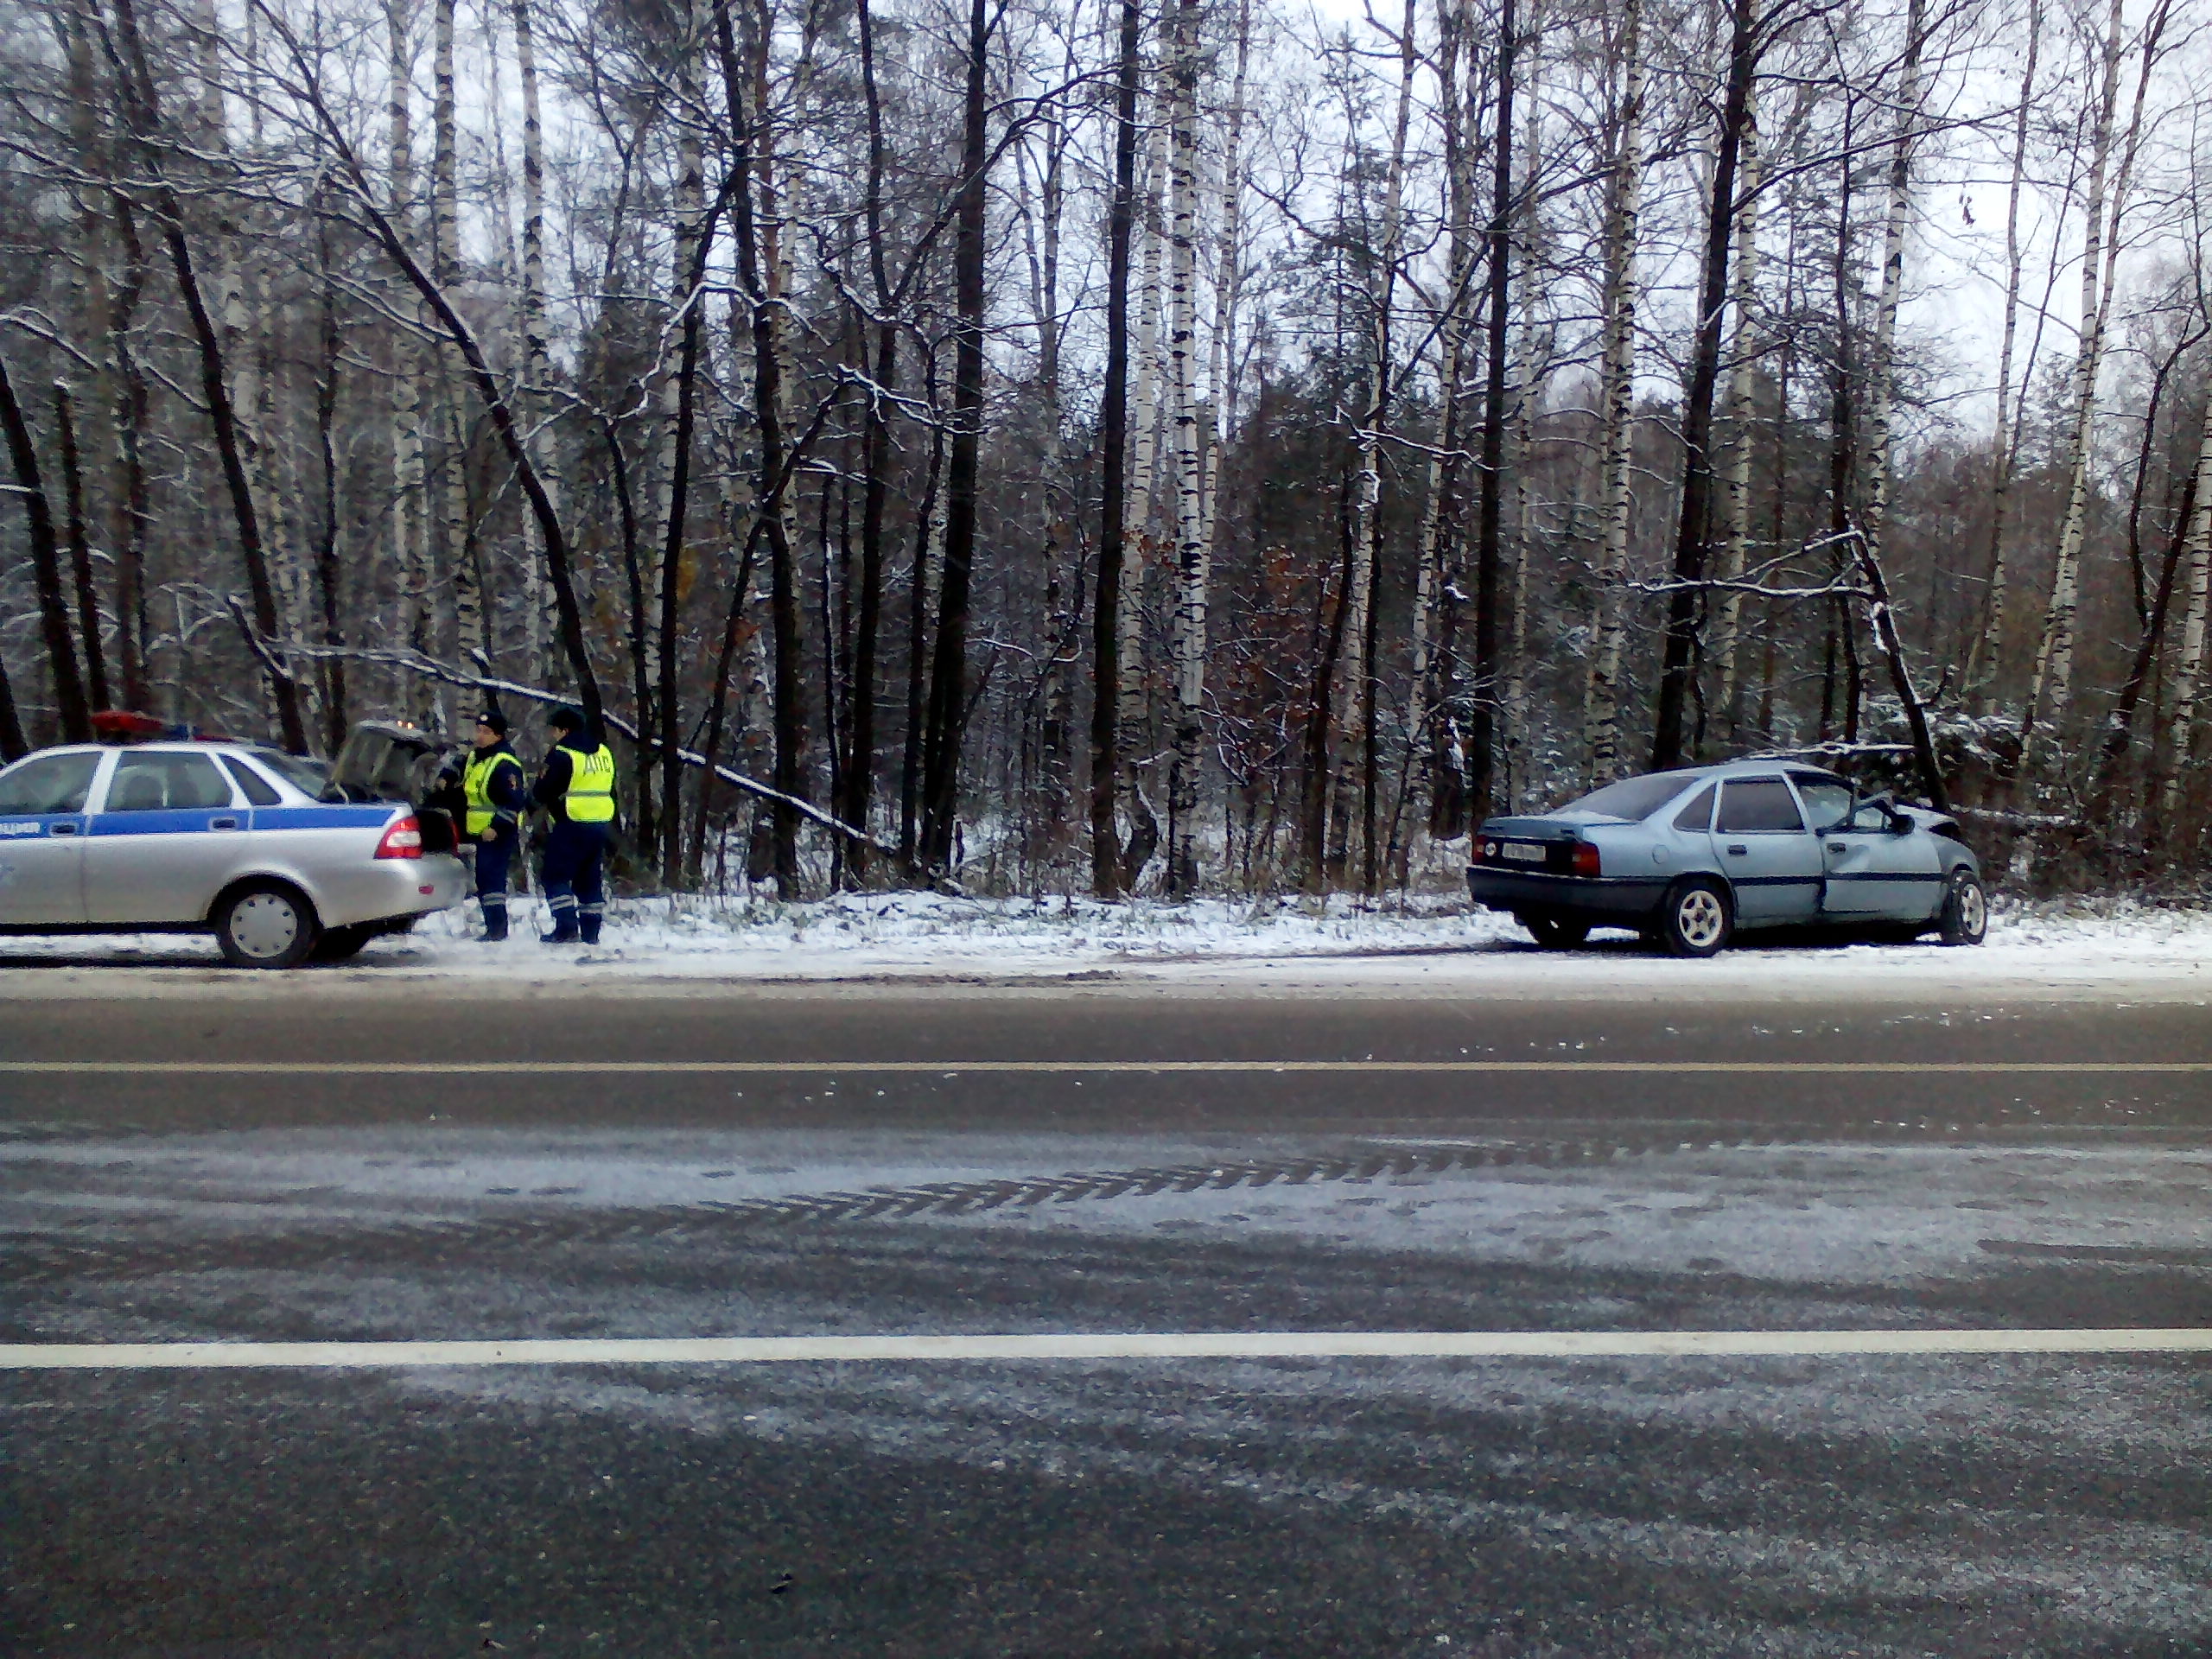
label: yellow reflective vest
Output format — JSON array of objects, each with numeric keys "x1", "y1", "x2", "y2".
[
  {"x1": 461, "y1": 748, "x2": 525, "y2": 836},
  {"x1": 559, "y1": 743, "x2": 617, "y2": 824}
]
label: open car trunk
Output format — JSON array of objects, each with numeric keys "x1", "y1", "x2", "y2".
[{"x1": 326, "y1": 721, "x2": 462, "y2": 855}]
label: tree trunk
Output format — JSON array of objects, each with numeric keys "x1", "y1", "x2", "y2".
[
  {"x1": 1407, "y1": 0, "x2": 1478, "y2": 848},
  {"x1": 54, "y1": 385, "x2": 111, "y2": 711},
  {"x1": 1649, "y1": 0, "x2": 1757, "y2": 772},
  {"x1": 0, "y1": 357, "x2": 92, "y2": 742},
  {"x1": 1857, "y1": 0, "x2": 1937, "y2": 805},
  {"x1": 845, "y1": 0, "x2": 899, "y2": 885},
  {"x1": 713, "y1": 0, "x2": 805, "y2": 893},
  {"x1": 511, "y1": 0, "x2": 556, "y2": 683},
  {"x1": 1165, "y1": 0, "x2": 1206, "y2": 894},
  {"x1": 1118, "y1": 124, "x2": 1169, "y2": 887},
  {"x1": 655, "y1": 3, "x2": 711, "y2": 885},
  {"x1": 314, "y1": 206, "x2": 350, "y2": 753},
  {"x1": 1089, "y1": 0, "x2": 1143, "y2": 898},
  {"x1": 1964, "y1": 0, "x2": 2041, "y2": 712},
  {"x1": 386, "y1": 0, "x2": 433, "y2": 725},
  {"x1": 2158, "y1": 395, "x2": 2212, "y2": 823},
  {"x1": 1584, "y1": 0, "x2": 1644, "y2": 784},
  {"x1": 1711, "y1": 90, "x2": 1763, "y2": 736},
  {"x1": 916, "y1": 0, "x2": 992, "y2": 872},
  {"x1": 1469, "y1": 0, "x2": 1520, "y2": 820},
  {"x1": 105, "y1": 188, "x2": 152, "y2": 714},
  {"x1": 430, "y1": 0, "x2": 480, "y2": 671}
]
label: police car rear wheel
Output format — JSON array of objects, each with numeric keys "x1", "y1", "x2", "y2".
[
  {"x1": 309, "y1": 923, "x2": 376, "y2": 963},
  {"x1": 216, "y1": 882, "x2": 319, "y2": 969}
]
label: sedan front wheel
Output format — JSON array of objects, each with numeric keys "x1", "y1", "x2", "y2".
[
  {"x1": 1938, "y1": 869, "x2": 1988, "y2": 946},
  {"x1": 1656, "y1": 877, "x2": 1732, "y2": 958}
]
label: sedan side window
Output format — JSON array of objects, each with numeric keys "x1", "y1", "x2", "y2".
[
  {"x1": 105, "y1": 752, "x2": 235, "y2": 811},
  {"x1": 1716, "y1": 778, "x2": 1804, "y2": 834},
  {"x1": 0, "y1": 751, "x2": 101, "y2": 814},
  {"x1": 1791, "y1": 777, "x2": 1853, "y2": 832},
  {"x1": 1671, "y1": 784, "x2": 1718, "y2": 833}
]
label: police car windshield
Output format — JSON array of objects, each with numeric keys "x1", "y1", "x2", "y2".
[{"x1": 250, "y1": 748, "x2": 333, "y2": 800}]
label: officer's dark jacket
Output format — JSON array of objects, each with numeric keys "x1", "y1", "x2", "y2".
[
  {"x1": 473, "y1": 741, "x2": 530, "y2": 820},
  {"x1": 534, "y1": 729, "x2": 607, "y2": 824}
]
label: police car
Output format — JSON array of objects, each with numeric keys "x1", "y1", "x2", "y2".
[{"x1": 0, "y1": 740, "x2": 470, "y2": 967}]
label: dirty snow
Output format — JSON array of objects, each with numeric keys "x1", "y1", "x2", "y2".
[{"x1": 2, "y1": 888, "x2": 2207, "y2": 1001}]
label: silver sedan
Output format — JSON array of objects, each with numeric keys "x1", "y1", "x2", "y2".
[
  {"x1": 0, "y1": 741, "x2": 470, "y2": 967},
  {"x1": 1466, "y1": 760, "x2": 1987, "y2": 957}
]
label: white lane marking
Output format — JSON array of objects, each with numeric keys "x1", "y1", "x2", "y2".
[
  {"x1": 0, "y1": 1060, "x2": 2205, "y2": 1075},
  {"x1": 3, "y1": 1329, "x2": 2209, "y2": 1369}
]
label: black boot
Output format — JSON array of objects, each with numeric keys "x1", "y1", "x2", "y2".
[
  {"x1": 480, "y1": 905, "x2": 509, "y2": 943},
  {"x1": 541, "y1": 908, "x2": 580, "y2": 944},
  {"x1": 578, "y1": 912, "x2": 603, "y2": 946}
]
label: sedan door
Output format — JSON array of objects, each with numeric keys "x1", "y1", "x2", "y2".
[
  {"x1": 1710, "y1": 776, "x2": 1823, "y2": 925},
  {"x1": 0, "y1": 750, "x2": 106, "y2": 925},
  {"x1": 1820, "y1": 798, "x2": 1943, "y2": 918},
  {"x1": 84, "y1": 750, "x2": 248, "y2": 925}
]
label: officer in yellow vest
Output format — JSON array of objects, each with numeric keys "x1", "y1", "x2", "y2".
[
  {"x1": 532, "y1": 706, "x2": 616, "y2": 945},
  {"x1": 460, "y1": 709, "x2": 529, "y2": 942}
]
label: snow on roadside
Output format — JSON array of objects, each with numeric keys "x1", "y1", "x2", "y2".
[{"x1": 0, "y1": 887, "x2": 2206, "y2": 998}]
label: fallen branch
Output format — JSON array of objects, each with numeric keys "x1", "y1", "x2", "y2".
[
  {"x1": 1949, "y1": 804, "x2": 2080, "y2": 832},
  {"x1": 230, "y1": 607, "x2": 900, "y2": 861}
]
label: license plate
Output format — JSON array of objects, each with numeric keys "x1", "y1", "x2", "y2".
[{"x1": 1500, "y1": 841, "x2": 1547, "y2": 863}]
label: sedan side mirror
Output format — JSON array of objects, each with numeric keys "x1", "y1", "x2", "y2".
[{"x1": 1889, "y1": 810, "x2": 1914, "y2": 835}]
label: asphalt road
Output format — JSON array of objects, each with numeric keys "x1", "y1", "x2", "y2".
[{"x1": 4, "y1": 987, "x2": 2211, "y2": 1656}]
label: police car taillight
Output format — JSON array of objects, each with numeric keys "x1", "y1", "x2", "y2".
[{"x1": 374, "y1": 815, "x2": 424, "y2": 860}]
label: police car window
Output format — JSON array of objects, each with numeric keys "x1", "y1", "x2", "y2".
[
  {"x1": 251, "y1": 748, "x2": 332, "y2": 799},
  {"x1": 1790, "y1": 775, "x2": 1853, "y2": 832},
  {"x1": 1716, "y1": 778, "x2": 1804, "y2": 833},
  {"x1": 1670, "y1": 784, "x2": 1717, "y2": 833},
  {"x1": 0, "y1": 751, "x2": 101, "y2": 814},
  {"x1": 220, "y1": 755, "x2": 283, "y2": 806},
  {"x1": 105, "y1": 752, "x2": 234, "y2": 811}
]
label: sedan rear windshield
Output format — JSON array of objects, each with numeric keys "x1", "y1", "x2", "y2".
[{"x1": 1551, "y1": 772, "x2": 1697, "y2": 823}]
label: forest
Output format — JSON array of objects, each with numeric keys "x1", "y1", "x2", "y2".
[{"x1": 0, "y1": 0, "x2": 2207, "y2": 898}]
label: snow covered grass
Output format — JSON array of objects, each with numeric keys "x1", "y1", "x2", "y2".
[{"x1": 3, "y1": 885, "x2": 2207, "y2": 999}]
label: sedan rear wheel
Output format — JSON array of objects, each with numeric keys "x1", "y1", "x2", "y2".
[
  {"x1": 1937, "y1": 869, "x2": 1988, "y2": 946},
  {"x1": 1657, "y1": 878, "x2": 1732, "y2": 958},
  {"x1": 215, "y1": 881, "x2": 319, "y2": 969},
  {"x1": 1524, "y1": 914, "x2": 1591, "y2": 950},
  {"x1": 309, "y1": 922, "x2": 377, "y2": 963}
]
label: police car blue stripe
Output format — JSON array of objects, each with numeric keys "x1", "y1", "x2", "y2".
[
  {"x1": 247, "y1": 806, "x2": 398, "y2": 831},
  {"x1": 82, "y1": 805, "x2": 395, "y2": 836},
  {"x1": 86, "y1": 810, "x2": 234, "y2": 837}
]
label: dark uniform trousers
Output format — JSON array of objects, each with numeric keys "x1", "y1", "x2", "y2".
[
  {"x1": 475, "y1": 825, "x2": 515, "y2": 925},
  {"x1": 542, "y1": 820, "x2": 610, "y2": 944}
]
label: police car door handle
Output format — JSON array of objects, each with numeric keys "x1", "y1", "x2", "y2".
[
  {"x1": 48, "y1": 821, "x2": 78, "y2": 836},
  {"x1": 210, "y1": 817, "x2": 239, "y2": 831}
]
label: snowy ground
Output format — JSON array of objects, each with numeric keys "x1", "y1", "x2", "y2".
[{"x1": 1, "y1": 888, "x2": 2208, "y2": 1001}]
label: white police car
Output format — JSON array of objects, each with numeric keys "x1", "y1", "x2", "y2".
[{"x1": 0, "y1": 741, "x2": 470, "y2": 967}]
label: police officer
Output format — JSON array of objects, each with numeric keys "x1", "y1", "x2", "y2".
[
  {"x1": 460, "y1": 710, "x2": 529, "y2": 942},
  {"x1": 534, "y1": 706, "x2": 616, "y2": 944}
]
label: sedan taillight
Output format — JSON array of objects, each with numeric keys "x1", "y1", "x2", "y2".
[
  {"x1": 374, "y1": 815, "x2": 424, "y2": 860},
  {"x1": 1571, "y1": 842, "x2": 1602, "y2": 878}
]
